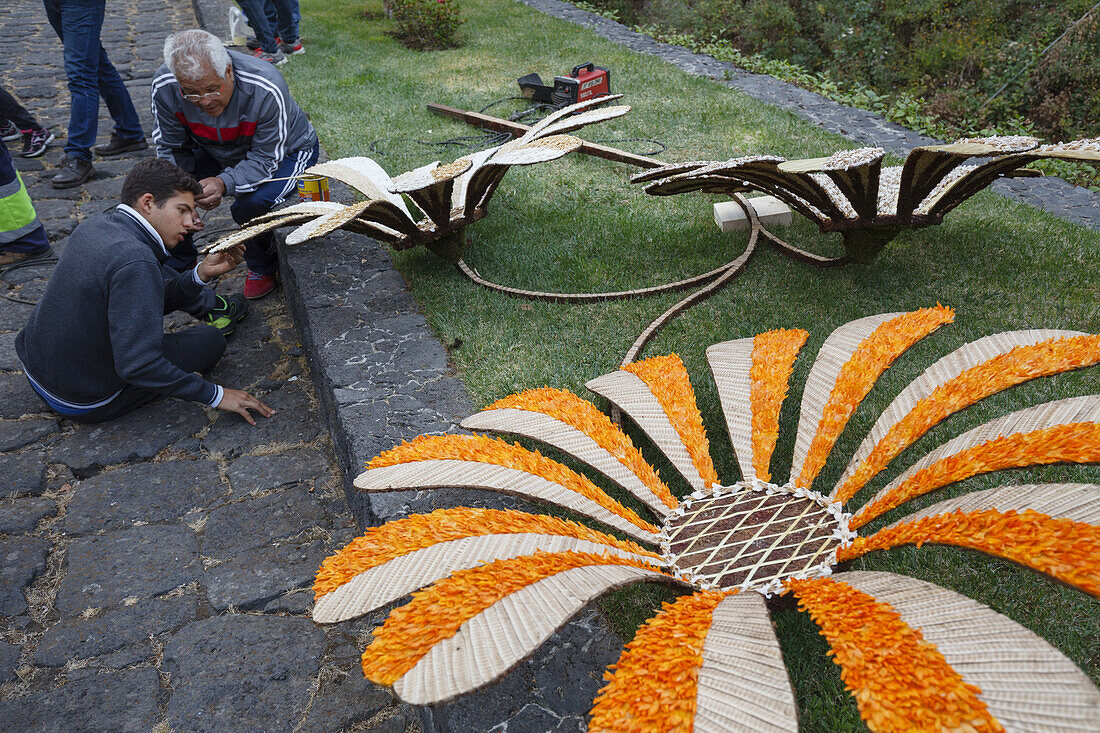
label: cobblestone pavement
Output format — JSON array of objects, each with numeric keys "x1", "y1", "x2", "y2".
[
  {"x1": 520, "y1": 0, "x2": 1100, "y2": 232},
  {"x1": 0, "y1": 1, "x2": 418, "y2": 730}
]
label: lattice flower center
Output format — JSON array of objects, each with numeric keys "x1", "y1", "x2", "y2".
[{"x1": 660, "y1": 481, "x2": 855, "y2": 596}]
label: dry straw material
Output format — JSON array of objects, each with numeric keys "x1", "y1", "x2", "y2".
[
  {"x1": 208, "y1": 97, "x2": 630, "y2": 257},
  {"x1": 636, "y1": 134, "x2": 1100, "y2": 263},
  {"x1": 311, "y1": 308, "x2": 1100, "y2": 731}
]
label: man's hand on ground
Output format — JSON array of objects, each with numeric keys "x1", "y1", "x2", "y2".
[
  {"x1": 197, "y1": 244, "x2": 245, "y2": 281},
  {"x1": 196, "y1": 176, "x2": 226, "y2": 209},
  {"x1": 217, "y1": 388, "x2": 276, "y2": 425}
]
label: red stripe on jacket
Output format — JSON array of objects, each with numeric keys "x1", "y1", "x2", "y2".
[{"x1": 175, "y1": 113, "x2": 258, "y2": 142}]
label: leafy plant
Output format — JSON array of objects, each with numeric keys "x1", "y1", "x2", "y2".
[{"x1": 390, "y1": 0, "x2": 464, "y2": 50}]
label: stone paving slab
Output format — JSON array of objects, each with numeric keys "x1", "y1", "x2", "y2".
[{"x1": 0, "y1": 1, "x2": 424, "y2": 730}]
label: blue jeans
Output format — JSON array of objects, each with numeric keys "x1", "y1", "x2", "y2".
[
  {"x1": 171, "y1": 141, "x2": 320, "y2": 276},
  {"x1": 237, "y1": 0, "x2": 300, "y2": 51},
  {"x1": 265, "y1": 0, "x2": 301, "y2": 44},
  {"x1": 42, "y1": 0, "x2": 143, "y2": 161}
]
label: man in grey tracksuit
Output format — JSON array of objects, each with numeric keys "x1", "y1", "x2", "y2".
[{"x1": 151, "y1": 29, "x2": 318, "y2": 299}]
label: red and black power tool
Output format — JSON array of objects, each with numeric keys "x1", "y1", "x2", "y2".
[{"x1": 518, "y1": 63, "x2": 611, "y2": 108}]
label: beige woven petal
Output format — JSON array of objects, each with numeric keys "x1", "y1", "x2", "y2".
[
  {"x1": 354, "y1": 460, "x2": 660, "y2": 543},
  {"x1": 313, "y1": 531, "x2": 658, "y2": 623},
  {"x1": 390, "y1": 159, "x2": 472, "y2": 193},
  {"x1": 832, "y1": 329, "x2": 1085, "y2": 502},
  {"x1": 394, "y1": 563, "x2": 666, "y2": 704},
  {"x1": 790, "y1": 313, "x2": 904, "y2": 484},
  {"x1": 461, "y1": 408, "x2": 673, "y2": 516},
  {"x1": 853, "y1": 395, "x2": 1100, "y2": 526},
  {"x1": 694, "y1": 591, "x2": 798, "y2": 733},
  {"x1": 520, "y1": 93, "x2": 624, "y2": 142},
  {"x1": 306, "y1": 157, "x2": 408, "y2": 213},
  {"x1": 896, "y1": 136, "x2": 1039, "y2": 219},
  {"x1": 202, "y1": 211, "x2": 320, "y2": 253},
  {"x1": 835, "y1": 571, "x2": 1100, "y2": 732},
  {"x1": 285, "y1": 200, "x2": 374, "y2": 245},
  {"x1": 526, "y1": 105, "x2": 630, "y2": 140},
  {"x1": 707, "y1": 338, "x2": 757, "y2": 481},
  {"x1": 630, "y1": 160, "x2": 711, "y2": 185},
  {"x1": 487, "y1": 134, "x2": 582, "y2": 166},
  {"x1": 452, "y1": 147, "x2": 499, "y2": 213},
  {"x1": 587, "y1": 370, "x2": 709, "y2": 491},
  {"x1": 240, "y1": 200, "x2": 346, "y2": 225},
  {"x1": 881, "y1": 483, "x2": 1100, "y2": 529},
  {"x1": 1033, "y1": 137, "x2": 1100, "y2": 161}
]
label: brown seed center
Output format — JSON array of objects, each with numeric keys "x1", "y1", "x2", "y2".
[{"x1": 661, "y1": 482, "x2": 850, "y2": 595}]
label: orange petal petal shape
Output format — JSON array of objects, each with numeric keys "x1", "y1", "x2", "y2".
[
  {"x1": 589, "y1": 591, "x2": 728, "y2": 733},
  {"x1": 314, "y1": 507, "x2": 661, "y2": 600},
  {"x1": 361, "y1": 551, "x2": 667, "y2": 686},
  {"x1": 852, "y1": 423, "x2": 1100, "y2": 528},
  {"x1": 837, "y1": 509, "x2": 1100, "y2": 596},
  {"x1": 485, "y1": 387, "x2": 676, "y2": 510},
  {"x1": 623, "y1": 354, "x2": 720, "y2": 487},
  {"x1": 789, "y1": 577, "x2": 1003, "y2": 733},
  {"x1": 795, "y1": 305, "x2": 955, "y2": 489},
  {"x1": 835, "y1": 334, "x2": 1100, "y2": 504},
  {"x1": 367, "y1": 434, "x2": 660, "y2": 535},
  {"x1": 751, "y1": 330, "x2": 809, "y2": 482}
]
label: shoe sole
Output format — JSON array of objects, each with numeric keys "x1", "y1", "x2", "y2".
[
  {"x1": 244, "y1": 285, "x2": 276, "y2": 299},
  {"x1": 93, "y1": 140, "x2": 148, "y2": 157},
  {"x1": 20, "y1": 133, "x2": 55, "y2": 159},
  {"x1": 1, "y1": 134, "x2": 20, "y2": 142},
  {"x1": 51, "y1": 171, "x2": 94, "y2": 189}
]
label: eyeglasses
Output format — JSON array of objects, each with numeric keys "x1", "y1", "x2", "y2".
[{"x1": 182, "y1": 89, "x2": 221, "y2": 102}]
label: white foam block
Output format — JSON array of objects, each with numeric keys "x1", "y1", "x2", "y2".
[{"x1": 714, "y1": 196, "x2": 792, "y2": 232}]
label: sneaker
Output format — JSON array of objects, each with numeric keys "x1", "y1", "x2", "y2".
[
  {"x1": 246, "y1": 35, "x2": 281, "y2": 50},
  {"x1": 92, "y1": 133, "x2": 148, "y2": 157},
  {"x1": 0, "y1": 247, "x2": 51, "y2": 267},
  {"x1": 51, "y1": 156, "x2": 94, "y2": 189},
  {"x1": 20, "y1": 128, "x2": 54, "y2": 158},
  {"x1": 243, "y1": 270, "x2": 276, "y2": 299},
  {"x1": 0, "y1": 121, "x2": 19, "y2": 142},
  {"x1": 279, "y1": 39, "x2": 305, "y2": 55},
  {"x1": 202, "y1": 293, "x2": 249, "y2": 337},
  {"x1": 252, "y1": 47, "x2": 287, "y2": 66}
]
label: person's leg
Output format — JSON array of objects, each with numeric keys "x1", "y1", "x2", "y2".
[
  {"x1": 0, "y1": 87, "x2": 41, "y2": 132},
  {"x1": 95, "y1": 45, "x2": 143, "y2": 142},
  {"x1": 72, "y1": 325, "x2": 226, "y2": 423},
  {"x1": 231, "y1": 141, "x2": 319, "y2": 278},
  {"x1": 46, "y1": 0, "x2": 106, "y2": 161},
  {"x1": 263, "y1": 0, "x2": 279, "y2": 41},
  {"x1": 270, "y1": 0, "x2": 300, "y2": 45},
  {"x1": 236, "y1": 0, "x2": 279, "y2": 52},
  {"x1": 0, "y1": 139, "x2": 51, "y2": 258}
]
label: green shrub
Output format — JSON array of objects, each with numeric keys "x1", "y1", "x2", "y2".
[{"x1": 391, "y1": 0, "x2": 464, "y2": 50}]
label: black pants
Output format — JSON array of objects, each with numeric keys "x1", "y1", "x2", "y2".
[
  {"x1": 71, "y1": 325, "x2": 226, "y2": 423},
  {"x1": 0, "y1": 86, "x2": 40, "y2": 131}
]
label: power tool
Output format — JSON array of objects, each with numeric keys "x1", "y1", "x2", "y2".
[{"x1": 518, "y1": 63, "x2": 611, "y2": 108}]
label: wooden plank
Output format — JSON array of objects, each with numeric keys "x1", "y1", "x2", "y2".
[{"x1": 427, "y1": 102, "x2": 665, "y2": 169}]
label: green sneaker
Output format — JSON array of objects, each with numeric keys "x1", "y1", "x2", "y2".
[{"x1": 203, "y1": 293, "x2": 249, "y2": 337}]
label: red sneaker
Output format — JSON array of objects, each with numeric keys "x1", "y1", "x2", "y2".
[{"x1": 243, "y1": 271, "x2": 277, "y2": 299}]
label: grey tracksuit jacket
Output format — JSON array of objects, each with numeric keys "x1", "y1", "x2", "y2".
[{"x1": 150, "y1": 50, "x2": 317, "y2": 195}]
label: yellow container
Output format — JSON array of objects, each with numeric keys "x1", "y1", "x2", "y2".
[{"x1": 297, "y1": 175, "x2": 330, "y2": 202}]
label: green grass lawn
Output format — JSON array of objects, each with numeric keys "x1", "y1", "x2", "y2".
[{"x1": 284, "y1": 0, "x2": 1100, "y2": 728}]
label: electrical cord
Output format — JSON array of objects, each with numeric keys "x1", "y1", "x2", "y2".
[{"x1": 0, "y1": 248, "x2": 59, "y2": 305}]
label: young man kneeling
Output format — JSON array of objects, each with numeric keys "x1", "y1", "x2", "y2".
[{"x1": 17, "y1": 158, "x2": 274, "y2": 424}]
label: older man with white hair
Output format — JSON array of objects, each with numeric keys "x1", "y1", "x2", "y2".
[{"x1": 151, "y1": 29, "x2": 318, "y2": 299}]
